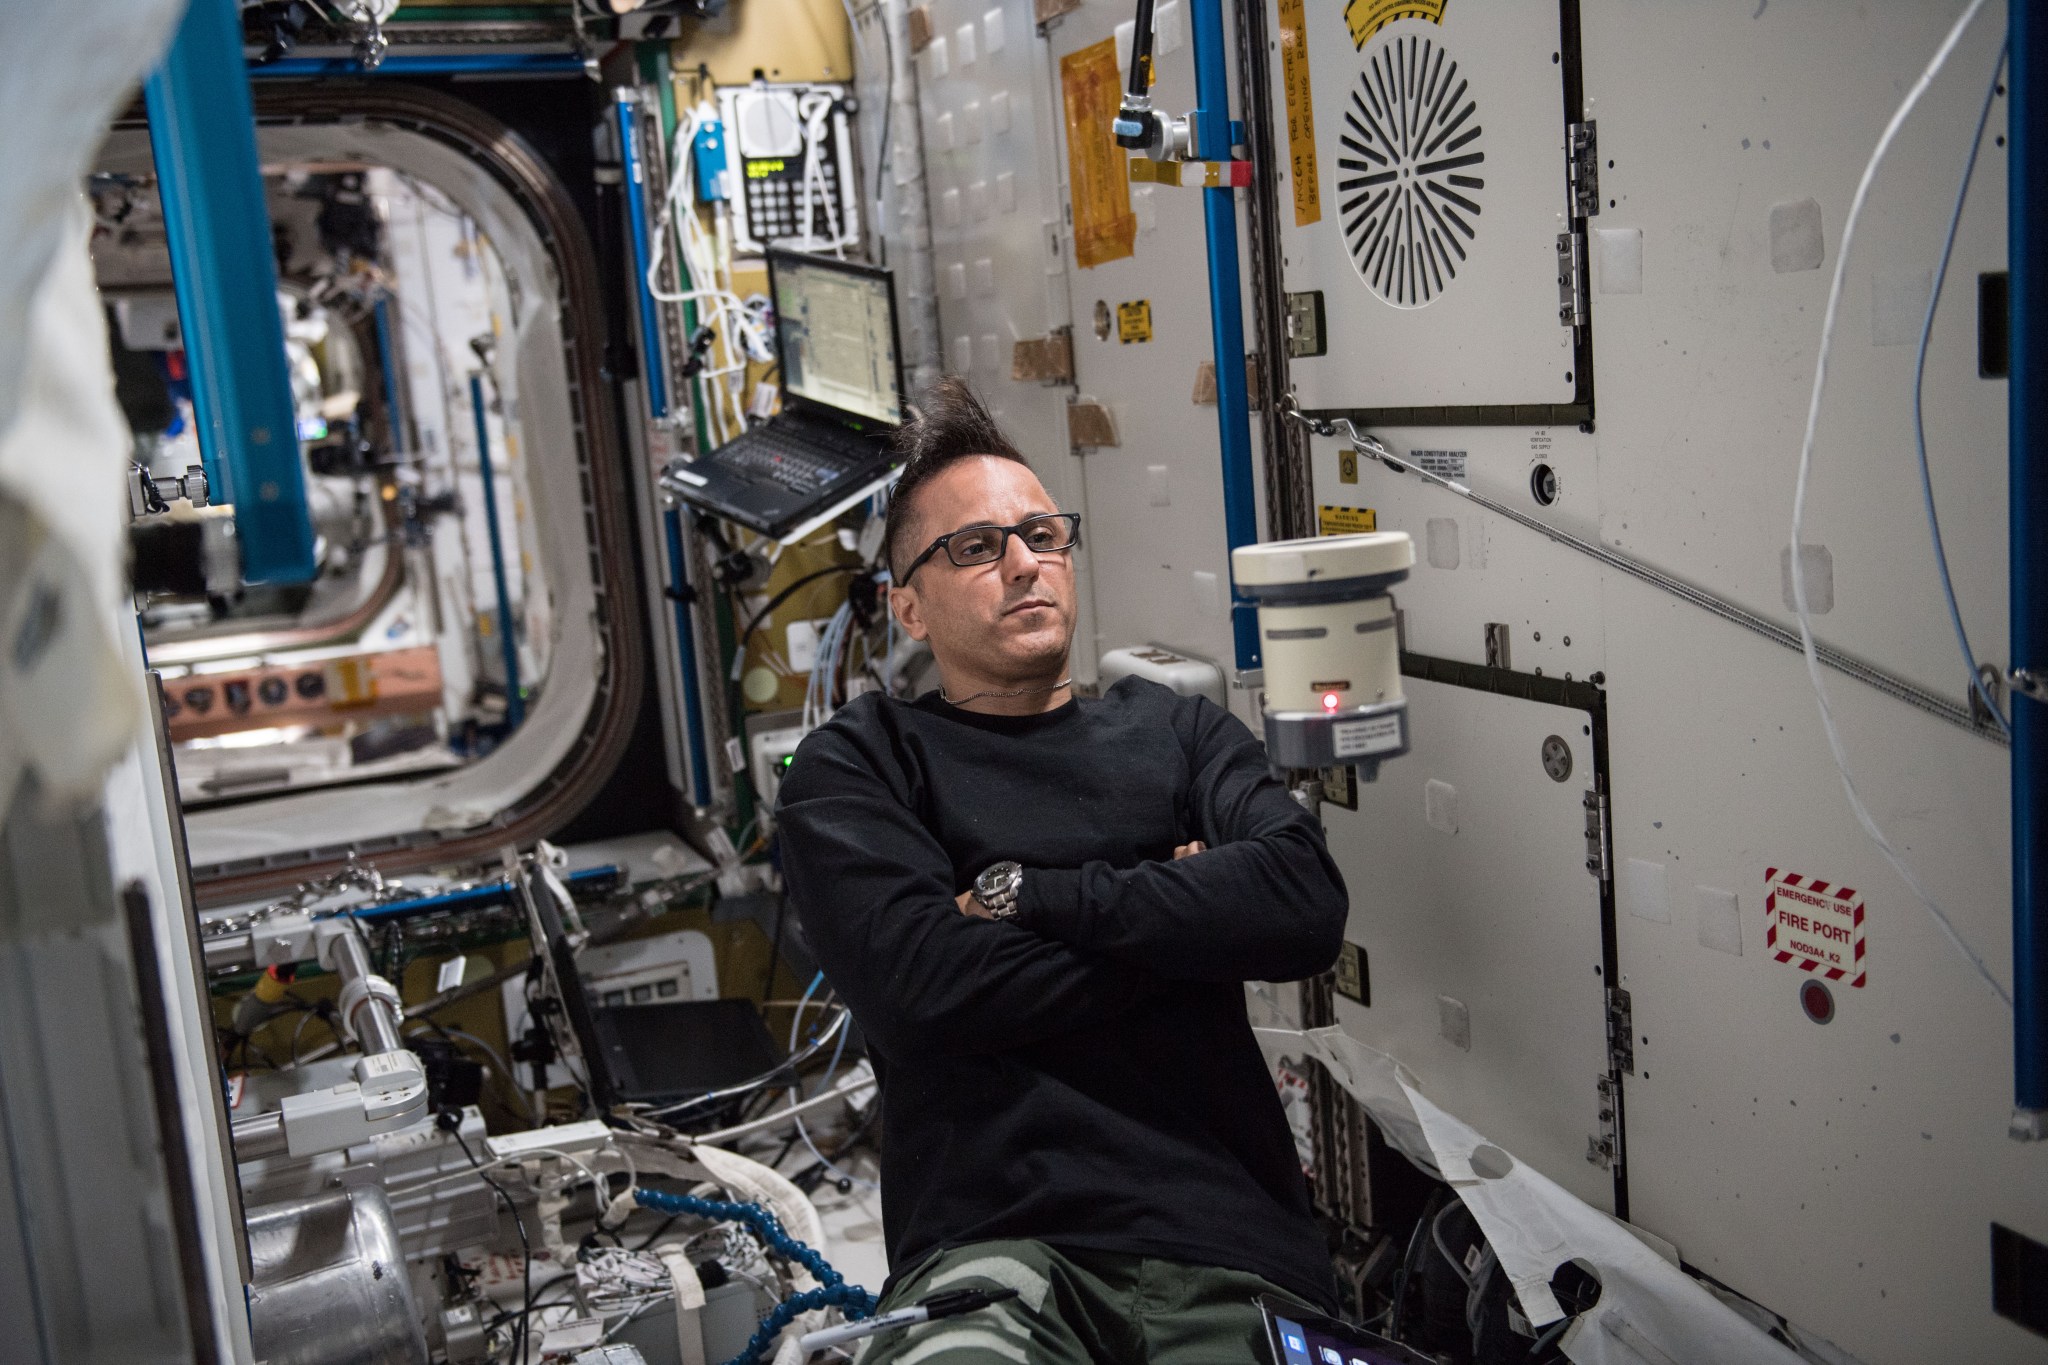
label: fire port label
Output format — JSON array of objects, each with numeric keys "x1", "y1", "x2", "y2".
[{"x1": 1764, "y1": 867, "x2": 1866, "y2": 988}]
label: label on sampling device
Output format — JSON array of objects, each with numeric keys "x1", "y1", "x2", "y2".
[{"x1": 1332, "y1": 712, "x2": 1403, "y2": 758}]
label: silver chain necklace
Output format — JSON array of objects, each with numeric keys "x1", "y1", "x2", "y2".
[{"x1": 940, "y1": 677, "x2": 1073, "y2": 707}]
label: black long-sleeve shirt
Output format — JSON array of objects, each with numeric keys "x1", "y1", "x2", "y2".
[{"x1": 774, "y1": 676, "x2": 1347, "y2": 1309}]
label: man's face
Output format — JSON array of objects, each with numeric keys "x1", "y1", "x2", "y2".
[{"x1": 889, "y1": 456, "x2": 1076, "y2": 684}]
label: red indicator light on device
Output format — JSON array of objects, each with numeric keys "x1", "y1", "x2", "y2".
[{"x1": 1322, "y1": 692, "x2": 1341, "y2": 711}]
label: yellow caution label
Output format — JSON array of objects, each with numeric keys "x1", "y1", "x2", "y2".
[
  {"x1": 1277, "y1": 0, "x2": 1321, "y2": 226},
  {"x1": 1061, "y1": 38, "x2": 1138, "y2": 269},
  {"x1": 1343, "y1": 0, "x2": 1447, "y2": 50},
  {"x1": 1319, "y1": 504, "x2": 1377, "y2": 535},
  {"x1": 1116, "y1": 299, "x2": 1153, "y2": 344},
  {"x1": 1338, "y1": 449, "x2": 1359, "y2": 484}
]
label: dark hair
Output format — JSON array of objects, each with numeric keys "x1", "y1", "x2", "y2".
[{"x1": 883, "y1": 375, "x2": 1030, "y2": 581}]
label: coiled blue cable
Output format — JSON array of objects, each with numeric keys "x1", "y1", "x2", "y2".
[{"x1": 632, "y1": 1187, "x2": 878, "y2": 1365}]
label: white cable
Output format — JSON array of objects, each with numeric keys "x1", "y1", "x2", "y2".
[
  {"x1": 388, "y1": 1143, "x2": 616, "y2": 1209},
  {"x1": 646, "y1": 102, "x2": 776, "y2": 441},
  {"x1": 1914, "y1": 43, "x2": 2012, "y2": 738},
  {"x1": 792, "y1": 90, "x2": 847, "y2": 257},
  {"x1": 1789, "y1": 0, "x2": 2010, "y2": 1008},
  {"x1": 681, "y1": 1072, "x2": 874, "y2": 1145},
  {"x1": 786, "y1": 975, "x2": 877, "y2": 1190}
]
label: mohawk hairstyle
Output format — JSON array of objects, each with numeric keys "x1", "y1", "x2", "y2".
[{"x1": 883, "y1": 375, "x2": 1030, "y2": 582}]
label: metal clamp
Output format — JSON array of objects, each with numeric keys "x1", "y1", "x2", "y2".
[
  {"x1": 348, "y1": 0, "x2": 393, "y2": 68},
  {"x1": 2010, "y1": 668, "x2": 2047, "y2": 705},
  {"x1": 128, "y1": 462, "x2": 211, "y2": 516},
  {"x1": 335, "y1": 970, "x2": 403, "y2": 1047}
]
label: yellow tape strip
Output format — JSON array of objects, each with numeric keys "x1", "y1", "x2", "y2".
[{"x1": 1277, "y1": 0, "x2": 1321, "y2": 226}]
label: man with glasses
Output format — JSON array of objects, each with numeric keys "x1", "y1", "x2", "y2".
[{"x1": 776, "y1": 377, "x2": 1348, "y2": 1362}]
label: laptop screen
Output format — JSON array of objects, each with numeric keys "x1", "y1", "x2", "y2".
[
  {"x1": 1260, "y1": 1296, "x2": 1436, "y2": 1365},
  {"x1": 771, "y1": 251, "x2": 904, "y2": 428}
]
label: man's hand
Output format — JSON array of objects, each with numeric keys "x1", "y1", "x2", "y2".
[{"x1": 1173, "y1": 841, "x2": 1207, "y2": 860}]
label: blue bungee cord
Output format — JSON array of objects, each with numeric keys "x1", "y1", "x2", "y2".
[{"x1": 632, "y1": 1187, "x2": 877, "y2": 1365}]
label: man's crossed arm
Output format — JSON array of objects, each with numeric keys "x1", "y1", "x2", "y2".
[
  {"x1": 776, "y1": 726, "x2": 1163, "y2": 1059},
  {"x1": 1004, "y1": 699, "x2": 1349, "y2": 984},
  {"x1": 776, "y1": 699, "x2": 1347, "y2": 1059}
]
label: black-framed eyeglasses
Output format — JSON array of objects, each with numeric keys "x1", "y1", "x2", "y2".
[{"x1": 900, "y1": 512, "x2": 1082, "y2": 581}]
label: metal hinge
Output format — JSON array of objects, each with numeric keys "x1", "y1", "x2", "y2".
[
  {"x1": 1567, "y1": 121, "x2": 1600, "y2": 219},
  {"x1": 1605, "y1": 985, "x2": 1634, "y2": 1075},
  {"x1": 1556, "y1": 231, "x2": 1589, "y2": 328},
  {"x1": 1284, "y1": 289, "x2": 1327, "y2": 358},
  {"x1": 1587, "y1": 1073, "x2": 1620, "y2": 1169},
  {"x1": 1582, "y1": 788, "x2": 1611, "y2": 881}
]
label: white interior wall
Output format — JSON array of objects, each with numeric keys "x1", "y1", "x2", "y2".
[
  {"x1": 1575, "y1": 5, "x2": 2031, "y2": 1361},
  {"x1": 922, "y1": 0, "x2": 2043, "y2": 1360},
  {"x1": 910, "y1": 0, "x2": 1104, "y2": 685}
]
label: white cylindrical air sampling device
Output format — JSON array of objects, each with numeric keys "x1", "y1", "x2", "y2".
[{"x1": 1232, "y1": 531, "x2": 1415, "y2": 777}]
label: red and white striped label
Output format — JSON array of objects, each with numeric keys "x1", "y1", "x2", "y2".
[{"x1": 1764, "y1": 867, "x2": 1866, "y2": 988}]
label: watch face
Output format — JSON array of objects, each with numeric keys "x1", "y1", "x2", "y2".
[{"x1": 978, "y1": 862, "x2": 1019, "y2": 898}]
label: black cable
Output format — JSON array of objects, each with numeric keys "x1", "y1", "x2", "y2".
[
  {"x1": 451, "y1": 1125, "x2": 532, "y2": 1364},
  {"x1": 736, "y1": 565, "x2": 860, "y2": 651},
  {"x1": 871, "y1": 2, "x2": 895, "y2": 267},
  {"x1": 762, "y1": 890, "x2": 790, "y2": 1001},
  {"x1": 1125, "y1": 0, "x2": 1157, "y2": 97},
  {"x1": 1388, "y1": 1196, "x2": 1436, "y2": 1342},
  {"x1": 767, "y1": 1131, "x2": 802, "y2": 1173},
  {"x1": 637, "y1": 1003, "x2": 850, "y2": 1121},
  {"x1": 481, "y1": 1273, "x2": 582, "y2": 1335},
  {"x1": 631, "y1": 1211, "x2": 683, "y2": 1252}
]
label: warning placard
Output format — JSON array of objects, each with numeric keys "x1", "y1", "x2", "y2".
[
  {"x1": 1764, "y1": 867, "x2": 1866, "y2": 988},
  {"x1": 1318, "y1": 504, "x2": 1377, "y2": 535},
  {"x1": 1116, "y1": 299, "x2": 1152, "y2": 343},
  {"x1": 1060, "y1": 38, "x2": 1137, "y2": 269},
  {"x1": 1344, "y1": 0, "x2": 1448, "y2": 50}
]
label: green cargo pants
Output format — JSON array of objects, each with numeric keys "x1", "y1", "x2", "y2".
[{"x1": 853, "y1": 1239, "x2": 1320, "y2": 1365}]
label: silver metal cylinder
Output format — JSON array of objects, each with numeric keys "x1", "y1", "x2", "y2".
[
  {"x1": 230, "y1": 1110, "x2": 289, "y2": 1162},
  {"x1": 246, "y1": 1185, "x2": 430, "y2": 1365},
  {"x1": 328, "y1": 931, "x2": 404, "y2": 1057}
]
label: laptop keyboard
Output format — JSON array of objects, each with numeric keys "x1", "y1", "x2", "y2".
[{"x1": 722, "y1": 423, "x2": 864, "y2": 495}]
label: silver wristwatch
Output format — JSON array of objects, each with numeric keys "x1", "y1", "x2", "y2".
[{"x1": 973, "y1": 861, "x2": 1024, "y2": 919}]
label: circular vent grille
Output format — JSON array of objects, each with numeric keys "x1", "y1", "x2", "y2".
[{"x1": 1338, "y1": 34, "x2": 1484, "y2": 308}]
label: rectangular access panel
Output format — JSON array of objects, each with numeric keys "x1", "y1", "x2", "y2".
[
  {"x1": 1319, "y1": 668, "x2": 1619, "y2": 1211},
  {"x1": 1269, "y1": 0, "x2": 1581, "y2": 415}
]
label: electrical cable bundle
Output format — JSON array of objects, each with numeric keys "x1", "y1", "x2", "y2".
[
  {"x1": 631, "y1": 1187, "x2": 879, "y2": 1365},
  {"x1": 649, "y1": 101, "x2": 778, "y2": 443}
]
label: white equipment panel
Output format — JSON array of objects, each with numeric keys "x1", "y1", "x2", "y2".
[
  {"x1": 1270, "y1": 0, "x2": 1577, "y2": 411},
  {"x1": 1322, "y1": 673, "x2": 1616, "y2": 1212},
  {"x1": 1038, "y1": 0, "x2": 1252, "y2": 690},
  {"x1": 911, "y1": 0, "x2": 1102, "y2": 682},
  {"x1": 1287, "y1": 1, "x2": 2044, "y2": 1359},
  {"x1": 718, "y1": 82, "x2": 862, "y2": 256}
]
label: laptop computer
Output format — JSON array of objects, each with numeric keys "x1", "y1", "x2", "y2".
[
  {"x1": 1258, "y1": 1294, "x2": 1438, "y2": 1365},
  {"x1": 660, "y1": 248, "x2": 906, "y2": 541}
]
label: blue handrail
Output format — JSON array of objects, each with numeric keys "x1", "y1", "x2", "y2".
[
  {"x1": 614, "y1": 89, "x2": 673, "y2": 422},
  {"x1": 249, "y1": 52, "x2": 589, "y2": 79},
  {"x1": 2010, "y1": 0, "x2": 2046, "y2": 1135},
  {"x1": 143, "y1": 0, "x2": 317, "y2": 585},
  {"x1": 1189, "y1": 0, "x2": 1262, "y2": 671}
]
